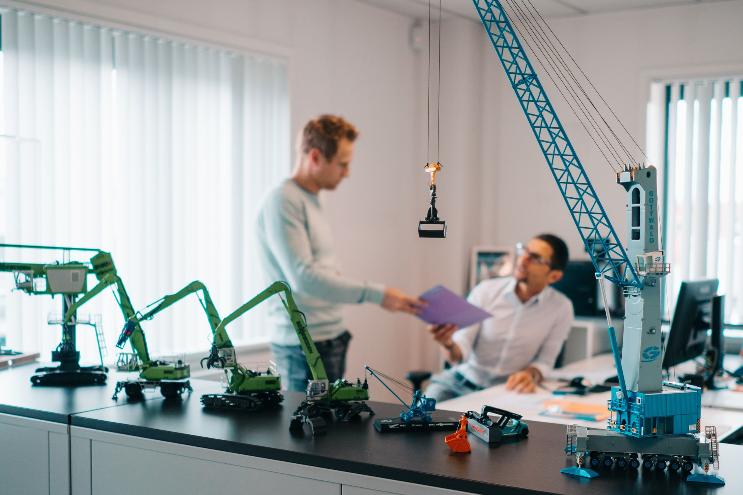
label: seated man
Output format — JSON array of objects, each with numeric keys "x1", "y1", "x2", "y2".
[{"x1": 425, "y1": 233, "x2": 574, "y2": 401}]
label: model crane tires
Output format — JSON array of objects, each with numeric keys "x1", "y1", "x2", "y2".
[{"x1": 124, "y1": 382, "x2": 144, "y2": 400}]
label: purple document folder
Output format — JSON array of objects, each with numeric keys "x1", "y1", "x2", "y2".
[{"x1": 417, "y1": 285, "x2": 492, "y2": 328}]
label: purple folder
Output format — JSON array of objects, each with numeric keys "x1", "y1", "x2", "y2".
[{"x1": 417, "y1": 285, "x2": 492, "y2": 328}]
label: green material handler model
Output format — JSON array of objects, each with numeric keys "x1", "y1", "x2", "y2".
[
  {"x1": 110, "y1": 280, "x2": 223, "y2": 400},
  {"x1": 200, "y1": 281, "x2": 373, "y2": 435},
  {"x1": 63, "y1": 254, "x2": 200, "y2": 399},
  {"x1": 199, "y1": 282, "x2": 291, "y2": 411}
]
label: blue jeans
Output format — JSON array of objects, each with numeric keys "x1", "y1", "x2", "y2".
[
  {"x1": 271, "y1": 330, "x2": 351, "y2": 392},
  {"x1": 425, "y1": 368, "x2": 484, "y2": 402}
]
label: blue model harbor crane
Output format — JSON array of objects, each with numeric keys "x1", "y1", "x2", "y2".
[
  {"x1": 364, "y1": 365, "x2": 459, "y2": 433},
  {"x1": 423, "y1": 0, "x2": 723, "y2": 485}
]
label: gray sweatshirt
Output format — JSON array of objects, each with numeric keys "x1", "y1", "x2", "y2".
[{"x1": 255, "y1": 179, "x2": 386, "y2": 345}]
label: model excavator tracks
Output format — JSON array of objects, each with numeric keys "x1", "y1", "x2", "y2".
[
  {"x1": 290, "y1": 400, "x2": 374, "y2": 436},
  {"x1": 200, "y1": 391, "x2": 283, "y2": 411}
]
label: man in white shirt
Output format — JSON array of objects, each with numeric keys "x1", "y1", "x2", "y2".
[{"x1": 425, "y1": 234, "x2": 574, "y2": 400}]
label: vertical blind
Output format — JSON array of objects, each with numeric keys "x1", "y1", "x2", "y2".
[
  {"x1": 647, "y1": 78, "x2": 743, "y2": 325},
  {"x1": 0, "y1": 8, "x2": 289, "y2": 361}
]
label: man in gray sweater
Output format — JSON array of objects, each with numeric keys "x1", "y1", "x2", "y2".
[{"x1": 255, "y1": 114, "x2": 423, "y2": 392}]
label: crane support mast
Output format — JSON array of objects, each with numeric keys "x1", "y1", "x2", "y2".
[
  {"x1": 0, "y1": 243, "x2": 108, "y2": 386},
  {"x1": 471, "y1": 0, "x2": 722, "y2": 484}
]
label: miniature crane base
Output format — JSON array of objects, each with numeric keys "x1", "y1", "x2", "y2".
[
  {"x1": 563, "y1": 426, "x2": 725, "y2": 485},
  {"x1": 290, "y1": 400, "x2": 374, "y2": 436},
  {"x1": 687, "y1": 473, "x2": 726, "y2": 486},
  {"x1": 374, "y1": 416, "x2": 459, "y2": 433},
  {"x1": 30, "y1": 366, "x2": 108, "y2": 386},
  {"x1": 200, "y1": 391, "x2": 283, "y2": 412},
  {"x1": 560, "y1": 467, "x2": 599, "y2": 479}
]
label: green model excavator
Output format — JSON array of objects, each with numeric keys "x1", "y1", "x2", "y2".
[
  {"x1": 62, "y1": 252, "x2": 191, "y2": 399},
  {"x1": 200, "y1": 281, "x2": 373, "y2": 436},
  {"x1": 111, "y1": 280, "x2": 225, "y2": 400}
]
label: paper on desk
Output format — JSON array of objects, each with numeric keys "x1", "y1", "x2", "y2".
[
  {"x1": 417, "y1": 285, "x2": 492, "y2": 328},
  {"x1": 541, "y1": 399, "x2": 609, "y2": 422}
]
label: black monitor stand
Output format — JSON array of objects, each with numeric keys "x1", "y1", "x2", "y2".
[{"x1": 704, "y1": 295, "x2": 726, "y2": 390}]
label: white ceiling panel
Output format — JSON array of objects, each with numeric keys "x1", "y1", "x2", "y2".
[
  {"x1": 360, "y1": 0, "x2": 737, "y2": 19},
  {"x1": 561, "y1": 0, "x2": 695, "y2": 14}
]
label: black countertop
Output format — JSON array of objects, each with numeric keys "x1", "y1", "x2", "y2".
[
  {"x1": 69, "y1": 378, "x2": 743, "y2": 495},
  {"x1": 0, "y1": 363, "x2": 157, "y2": 423}
]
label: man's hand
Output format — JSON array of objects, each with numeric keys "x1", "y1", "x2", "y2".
[
  {"x1": 428, "y1": 323, "x2": 462, "y2": 363},
  {"x1": 505, "y1": 367, "x2": 542, "y2": 393},
  {"x1": 381, "y1": 287, "x2": 425, "y2": 315}
]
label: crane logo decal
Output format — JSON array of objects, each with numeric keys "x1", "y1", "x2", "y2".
[{"x1": 641, "y1": 346, "x2": 661, "y2": 362}]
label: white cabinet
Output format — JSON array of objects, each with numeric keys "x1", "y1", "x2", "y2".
[
  {"x1": 0, "y1": 413, "x2": 69, "y2": 495},
  {"x1": 70, "y1": 427, "x2": 471, "y2": 495}
]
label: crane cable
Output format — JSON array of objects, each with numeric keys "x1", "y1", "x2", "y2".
[
  {"x1": 512, "y1": 0, "x2": 637, "y2": 165},
  {"x1": 501, "y1": 0, "x2": 647, "y2": 174},
  {"x1": 427, "y1": 0, "x2": 442, "y2": 164},
  {"x1": 522, "y1": 0, "x2": 648, "y2": 161},
  {"x1": 500, "y1": 0, "x2": 621, "y2": 173},
  {"x1": 506, "y1": 0, "x2": 631, "y2": 168},
  {"x1": 366, "y1": 366, "x2": 413, "y2": 393}
]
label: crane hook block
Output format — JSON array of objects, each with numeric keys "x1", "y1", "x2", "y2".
[{"x1": 418, "y1": 162, "x2": 447, "y2": 238}]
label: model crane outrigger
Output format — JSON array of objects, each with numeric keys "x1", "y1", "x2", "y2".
[{"x1": 424, "y1": 0, "x2": 723, "y2": 485}]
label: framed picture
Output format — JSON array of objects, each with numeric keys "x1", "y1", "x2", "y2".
[{"x1": 469, "y1": 246, "x2": 515, "y2": 290}]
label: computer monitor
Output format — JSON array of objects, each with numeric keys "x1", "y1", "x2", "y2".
[
  {"x1": 551, "y1": 260, "x2": 624, "y2": 317},
  {"x1": 662, "y1": 279, "x2": 722, "y2": 373}
]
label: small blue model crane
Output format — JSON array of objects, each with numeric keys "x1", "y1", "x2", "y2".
[{"x1": 365, "y1": 365, "x2": 459, "y2": 433}]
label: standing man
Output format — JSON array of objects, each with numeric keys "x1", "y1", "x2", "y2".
[
  {"x1": 255, "y1": 114, "x2": 423, "y2": 392},
  {"x1": 425, "y1": 234, "x2": 574, "y2": 400}
]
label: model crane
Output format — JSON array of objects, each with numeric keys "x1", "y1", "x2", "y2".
[
  {"x1": 427, "y1": 0, "x2": 724, "y2": 485},
  {"x1": 0, "y1": 243, "x2": 108, "y2": 386},
  {"x1": 365, "y1": 365, "x2": 454, "y2": 433}
]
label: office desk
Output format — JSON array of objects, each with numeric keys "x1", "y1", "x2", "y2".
[
  {"x1": 441, "y1": 354, "x2": 743, "y2": 436},
  {"x1": 2, "y1": 360, "x2": 743, "y2": 495},
  {"x1": 0, "y1": 364, "x2": 149, "y2": 495}
]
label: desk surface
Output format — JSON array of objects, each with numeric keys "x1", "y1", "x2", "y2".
[
  {"x1": 67, "y1": 379, "x2": 743, "y2": 495},
  {"x1": 2, "y1": 361, "x2": 743, "y2": 494},
  {"x1": 0, "y1": 363, "x2": 137, "y2": 423}
]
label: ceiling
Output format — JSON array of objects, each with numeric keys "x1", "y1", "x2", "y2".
[{"x1": 359, "y1": 0, "x2": 736, "y2": 19}]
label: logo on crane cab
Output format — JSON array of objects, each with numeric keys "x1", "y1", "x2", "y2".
[{"x1": 641, "y1": 346, "x2": 661, "y2": 362}]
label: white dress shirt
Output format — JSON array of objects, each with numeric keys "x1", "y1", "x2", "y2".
[{"x1": 452, "y1": 277, "x2": 573, "y2": 387}]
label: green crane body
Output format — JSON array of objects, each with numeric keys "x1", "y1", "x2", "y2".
[
  {"x1": 61, "y1": 252, "x2": 192, "y2": 399},
  {"x1": 200, "y1": 281, "x2": 370, "y2": 419},
  {"x1": 0, "y1": 243, "x2": 107, "y2": 385}
]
